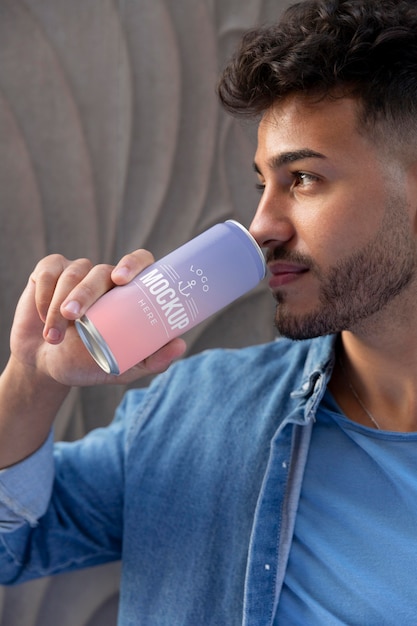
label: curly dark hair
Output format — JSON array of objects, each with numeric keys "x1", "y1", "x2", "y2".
[{"x1": 218, "y1": 0, "x2": 417, "y2": 136}]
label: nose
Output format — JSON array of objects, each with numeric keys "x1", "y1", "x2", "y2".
[{"x1": 249, "y1": 191, "x2": 295, "y2": 250}]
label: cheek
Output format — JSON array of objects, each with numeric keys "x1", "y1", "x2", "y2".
[
  {"x1": 296, "y1": 204, "x2": 371, "y2": 272},
  {"x1": 324, "y1": 185, "x2": 385, "y2": 238},
  {"x1": 293, "y1": 201, "x2": 346, "y2": 256}
]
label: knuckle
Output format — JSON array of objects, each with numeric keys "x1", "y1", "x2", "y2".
[
  {"x1": 120, "y1": 249, "x2": 155, "y2": 270},
  {"x1": 64, "y1": 258, "x2": 93, "y2": 277},
  {"x1": 83, "y1": 264, "x2": 114, "y2": 287},
  {"x1": 75, "y1": 281, "x2": 97, "y2": 301},
  {"x1": 92, "y1": 263, "x2": 114, "y2": 275},
  {"x1": 62, "y1": 266, "x2": 87, "y2": 284},
  {"x1": 54, "y1": 259, "x2": 94, "y2": 287},
  {"x1": 34, "y1": 256, "x2": 92, "y2": 283},
  {"x1": 38, "y1": 253, "x2": 67, "y2": 267},
  {"x1": 68, "y1": 264, "x2": 114, "y2": 303}
]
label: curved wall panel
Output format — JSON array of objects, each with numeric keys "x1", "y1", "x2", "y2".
[{"x1": 0, "y1": 1, "x2": 291, "y2": 623}]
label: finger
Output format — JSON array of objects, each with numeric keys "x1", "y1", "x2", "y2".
[
  {"x1": 60, "y1": 263, "x2": 117, "y2": 321},
  {"x1": 41, "y1": 257, "x2": 94, "y2": 343},
  {"x1": 141, "y1": 338, "x2": 187, "y2": 373},
  {"x1": 114, "y1": 338, "x2": 187, "y2": 384},
  {"x1": 31, "y1": 255, "x2": 89, "y2": 323},
  {"x1": 60, "y1": 250, "x2": 155, "y2": 320},
  {"x1": 111, "y1": 249, "x2": 155, "y2": 285}
]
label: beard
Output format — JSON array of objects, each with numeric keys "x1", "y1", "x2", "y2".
[{"x1": 271, "y1": 197, "x2": 417, "y2": 340}]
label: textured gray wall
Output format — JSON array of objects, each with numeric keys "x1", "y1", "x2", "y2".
[{"x1": 0, "y1": 0, "x2": 291, "y2": 623}]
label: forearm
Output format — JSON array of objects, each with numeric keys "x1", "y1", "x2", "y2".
[
  {"x1": 0, "y1": 251, "x2": 185, "y2": 468},
  {"x1": 0, "y1": 356, "x2": 69, "y2": 468}
]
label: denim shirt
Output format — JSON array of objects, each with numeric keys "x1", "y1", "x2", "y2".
[{"x1": 0, "y1": 334, "x2": 336, "y2": 626}]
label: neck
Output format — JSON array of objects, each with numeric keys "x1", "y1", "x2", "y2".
[{"x1": 330, "y1": 327, "x2": 417, "y2": 432}]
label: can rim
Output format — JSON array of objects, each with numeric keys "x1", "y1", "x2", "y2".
[
  {"x1": 225, "y1": 220, "x2": 266, "y2": 279},
  {"x1": 75, "y1": 316, "x2": 120, "y2": 375}
]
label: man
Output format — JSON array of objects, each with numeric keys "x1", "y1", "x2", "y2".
[{"x1": 1, "y1": 0, "x2": 417, "y2": 623}]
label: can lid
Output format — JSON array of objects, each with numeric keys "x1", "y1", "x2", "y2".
[
  {"x1": 225, "y1": 220, "x2": 266, "y2": 279},
  {"x1": 75, "y1": 316, "x2": 120, "y2": 375}
]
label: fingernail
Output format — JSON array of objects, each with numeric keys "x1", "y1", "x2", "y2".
[
  {"x1": 46, "y1": 328, "x2": 61, "y2": 342},
  {"x1": 63, "y1": 300, "x2": 81, "y2": 316}
]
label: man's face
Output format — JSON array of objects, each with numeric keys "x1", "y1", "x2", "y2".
[{"x1": 249, "y1": 95, "x2": 417, "y2": 339}]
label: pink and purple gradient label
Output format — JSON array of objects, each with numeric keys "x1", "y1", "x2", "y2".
[{"x1": 76, "y1": 221, "x2": 265, "y2": 374}]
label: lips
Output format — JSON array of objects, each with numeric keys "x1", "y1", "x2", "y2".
[{"x1": 268, "y1": 262, "x2": 309, "y2": 288}]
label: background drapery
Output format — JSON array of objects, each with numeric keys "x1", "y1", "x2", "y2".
[{"x1": 0, "y1": 1, "x2": 289, "y2": 623}]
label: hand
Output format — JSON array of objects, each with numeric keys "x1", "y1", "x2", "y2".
[{"x1": 9, "y1": 251, "x2": 187, "y2": 388}]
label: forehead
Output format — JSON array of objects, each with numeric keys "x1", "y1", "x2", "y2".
[{"x1": 256, "y1": 95, "x2": 371, "y2": 163}]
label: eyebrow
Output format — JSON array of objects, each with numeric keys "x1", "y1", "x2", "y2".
[{"x1": 253, "y1": 149, "x2": 326, "y2": 174}]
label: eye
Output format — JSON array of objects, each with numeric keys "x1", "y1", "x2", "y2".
[
  {"x1": 292, "y1": 171, "x2": 320, "y2": 187},
  {"x1": 254, "y1": 173, "x2": 266, "y2": 194}
]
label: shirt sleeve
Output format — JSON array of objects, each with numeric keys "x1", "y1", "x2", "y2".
[{"x1": 0, "y1": 430, "x2": 55, "y2": 531}]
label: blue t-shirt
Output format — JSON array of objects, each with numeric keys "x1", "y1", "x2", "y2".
[{"x1": 276, "y1": 391, "x2": 417, "y2": 625}]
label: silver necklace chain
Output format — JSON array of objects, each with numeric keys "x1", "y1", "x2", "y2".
[{"x1": 338, "y1": 356, "x2": 381, "y2": 430}]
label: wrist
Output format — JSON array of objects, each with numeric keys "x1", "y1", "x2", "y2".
[{"x1": 0, "y1": 356, "x2": 69, "y2": 468}]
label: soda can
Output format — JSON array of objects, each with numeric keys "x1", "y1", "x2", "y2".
[{"x1": 75, "y1": 220, "x2": 266, "y2": 375}]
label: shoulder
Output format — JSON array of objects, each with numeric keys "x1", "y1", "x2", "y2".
[
  {"x1": 169, "y1": 336, "x2": 321, "y2": 385},
  {"x1": 116, "y1": 335, "x2": 335, "y2": 463},
  {"x1": 121, "y1": 336, "x2": 328, "y2": 425}
]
